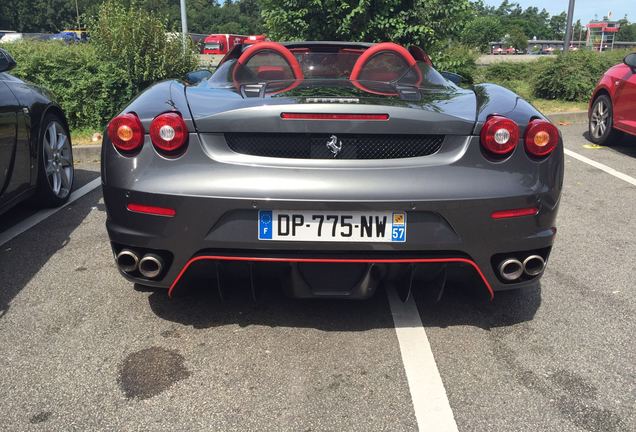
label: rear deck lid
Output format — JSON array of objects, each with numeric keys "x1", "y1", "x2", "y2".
[{"x1": 186, "y1": 80, "x2": 477, "y2": 135}]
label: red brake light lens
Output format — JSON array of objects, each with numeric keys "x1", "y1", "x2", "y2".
[
  {"x1": 281, "y1": 113, "x2": 389, "y2": 121},
  {"x1": 480, "y1": 115, "x2": 519, "y2": 156},
  {"x1": 149, "y1": 112, "x2": 188, "y2": 153},
  {"x1": 524, "y1": 119, "x2": 558, "y2": 157},
  {"x1": 108, "y1": 113, "x2": 144, "y2": 152}
]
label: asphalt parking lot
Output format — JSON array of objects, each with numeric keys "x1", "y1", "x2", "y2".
[{"x1": 0, "y1": 123, "x2": 634, "y2": 431}]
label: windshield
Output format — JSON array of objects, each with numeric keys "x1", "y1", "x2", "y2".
[
  {"x1": 205, "y1": 42, "x2": 222, "y2": 51},
  {"x1": 234, "y1": 51, "x2": 419, "y2": 82},
  {"x1": 209, "y1": 46, "x2": 455, "y2": 95}
]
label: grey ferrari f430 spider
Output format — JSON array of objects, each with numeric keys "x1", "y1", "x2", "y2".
[{"x1": 102, "y1": 41, "x2": 563, "y2": 301}]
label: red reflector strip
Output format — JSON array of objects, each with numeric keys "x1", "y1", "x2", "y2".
[
  {"x1": 127, "y1": 203, "x2": 176, "y2": 217},
  {"x1": 491, "y1": 207, "x2": 538, "y2": 219},
  {"x1": 168, "y1": 255, "x2": 494, "y2": 300},
  {"x1": 281, "y1": 113, "x2": 389, "y2": 121}
]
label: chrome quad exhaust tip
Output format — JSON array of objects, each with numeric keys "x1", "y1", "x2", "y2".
[
  {"x1": 116, "y1": 249, "x2": 139, "y2": 273},
  {"x1": 523, "y1": 255, "x2": 546, "y2": 277},
  {"x1": 138, "y1": 253, "x2": 164, "y2": 279},
  {"x1": 498, "y1": 258, "x2": 524, "y2": 281}
]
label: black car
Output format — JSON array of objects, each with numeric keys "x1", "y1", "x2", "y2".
[{"x1": 0, "y1": 48, "x2": 73, "y2": 214}]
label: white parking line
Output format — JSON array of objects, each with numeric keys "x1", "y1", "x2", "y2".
[
  {"x1": 565, "y1": 149, "x2": 636, "y2": 187},
  {"x1": 0, "y1": 177, "x2": 101, "y2": 248},
  {"x1": 387, "y1": 288, "x2": 459, "y2": 432}
]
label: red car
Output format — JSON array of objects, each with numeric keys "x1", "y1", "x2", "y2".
[{"x1": 588, "y1": 53, "x2": 636, "y2": 144}]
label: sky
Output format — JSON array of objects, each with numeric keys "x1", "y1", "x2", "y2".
[{"x1": 482, "y1": 0, "x2": 635, "y2": 22}]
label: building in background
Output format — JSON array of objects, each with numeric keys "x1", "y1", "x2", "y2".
[{"x1": 586, "y1": 20, "x2": 620, "y2": 51}]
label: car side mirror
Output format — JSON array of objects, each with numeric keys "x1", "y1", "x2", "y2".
[
  {"x1": 185, "y1": 69, "x2": 212, "y2": 85},
  {"x1": 624, "y1": 53, "x2": 636, "y2": 72},
  {"x1": 0, "y1": 48, "x2": 17, "y2": 73},
  {"x1": 440, "y1": 71, "x2": 464, "y2": 86}
]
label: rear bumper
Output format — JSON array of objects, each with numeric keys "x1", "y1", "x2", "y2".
[
  {"x1": 104, "y1": 185, "x2": 558, "y2": 297},
  {"x1": 102, "y1": 133, "x2": 562, "y2": 298}
]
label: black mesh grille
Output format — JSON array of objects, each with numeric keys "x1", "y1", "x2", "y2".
[{"x1": 224, "y1": 133, "x2": 444, "y2": 159}]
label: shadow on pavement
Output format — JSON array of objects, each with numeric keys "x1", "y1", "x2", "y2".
[
  {"x1": 0, "y1": 169, "x2": 100, "y2": 318},
  {"x1": 145, "y1": 266, "x2": 540, "y2": 331},
  {"x1": 415, "y1": 281, "x2": 541, "y2": 330},
  {"x1": 582, "y1": 130, "x2": 636, "y2": 158},
  {"x1": 146, "y1": 278, "x2": 397, "y2": 332}
]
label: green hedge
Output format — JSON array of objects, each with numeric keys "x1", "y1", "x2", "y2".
[
  {"x1": 533, "y1": 50, "x2": 630, "y2": 101},
  {"x1": 432, "y1": 45, "x2": 479, "y2": 84},
  {"x1": 90, "y1": 0, "x2": 197, "y2": 94},
  {"x1": 475, "y1": 50, "x2": 631, "y2": 102},
  {"x1": 0, "y1": 0, "x2": 197, "y2": 130},
  {"x1": 477, "y1": 59, "x2": 552, "y2": 99},
  {"x1": 483, "y1": 60, "x2": 545, "y2": 83},
  {"x1": 3, "y1": 41, "x2": 133, "y2": 130}
]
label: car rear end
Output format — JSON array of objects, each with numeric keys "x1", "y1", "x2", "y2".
[{"x1": 102, "y1": 42, "x2": 563, "y2": 299}]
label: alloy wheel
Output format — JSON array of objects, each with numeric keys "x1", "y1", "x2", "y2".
[
  {"x1": 590, "y1": 99, "x2": 609, "y2": 139},
  {"x1": 43, "y1": 121, "x2": 73, "y2": 199}
]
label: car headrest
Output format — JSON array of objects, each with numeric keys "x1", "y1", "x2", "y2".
[
  {"x1": 349, "y1": 42, "x2": 422, "y2": 96},
  {"x1": 233, "y1": 41, "x2": 304, "y2": 95}
]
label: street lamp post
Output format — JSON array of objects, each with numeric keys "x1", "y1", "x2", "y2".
[
  {"x1": 74, "y1": 0, "x2": 81, "y2": 29},
  {"x1": 180, "y1": 0, "x2": 188, "y2": 52},
  {"x1": 564, "y1": 0, "x2": 576, "y2": 51}
]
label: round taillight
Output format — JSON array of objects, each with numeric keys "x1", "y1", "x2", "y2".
[
  {"x1": 524, "y1": 119, "x2": 559, "y2": 157},
  {"x1": 480, "y1": 115, "x2": 519, "y2": 156},
  {"x1": 107, "y1": 113, "x2": 144, "y2": 152},
  {"x1": 149, "y1": 112, "x2": 188, "y2": 154}
]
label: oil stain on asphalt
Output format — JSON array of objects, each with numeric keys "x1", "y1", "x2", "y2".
[
  {"x1": 118, "y1": 347, "x2": 190, "y2": 400},
  {"x1": 490, "y1": 326, "x2": 625, "y2": 432},
  {"x1": 29, "y1": 411, "x2": 52, "y2": 424}
]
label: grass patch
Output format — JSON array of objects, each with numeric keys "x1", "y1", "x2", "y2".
[
  {"x1": 474, "y1": 64, "x2": 587, "y2": 114},
  {"x1": 71, "y1": 127, "x2": 102, "y2": 146},
  {"x1": 530, "y1": 99, "x2": 587, "y2": 114},
  {"x1": 477, "y1": 78, "x2": 587, "y2": 113}
]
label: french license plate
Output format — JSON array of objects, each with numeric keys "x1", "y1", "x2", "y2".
[{"x1": 258, "y1": 210, "x2": 406, "y2": 242}]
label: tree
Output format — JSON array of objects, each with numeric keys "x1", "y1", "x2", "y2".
[
  {"x1": 572, "y1": 19, "x2": 584, "y2": 43},
  {"x1": 470, "y1": 1, "x2": 557, "y2": 41},
  {"x1": 461, "y1": 15, "x2": 504, "y2": 52},
  {"x1": 0, "y1": 0, "x2": 264, "y2": 36},
  {"x1": 260, "y1": 0, "x2": 472, "y2": 50},
  {"x1": 616, "y1": 19, "x2": 636, "y2": 42},
  {"x1": 90, "y1": 0, "x2": 197, "y2": 93},
  {"x1": 504, "y1": 26, "x2": 528, "y2": 52},
  {"x1": 548, "y1": 12, "x2": 567, "y2": 39},
  {"x1": 0, "y1": 0, "x2": 79, "y2": 32}
]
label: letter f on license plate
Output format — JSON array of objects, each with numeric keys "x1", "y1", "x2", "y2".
[{"x1": 258, "y1": 210, "x2": 406, "y2": 243}]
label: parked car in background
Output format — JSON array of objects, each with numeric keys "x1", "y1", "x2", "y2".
[
  {"x1": 588, "y1": 52, "x2": 636, "y2": 145},
  {"x1": 202, "y1": 34, "x2": 247, "y2": 55},
  {"x1": 0, "y1": 32, "x2": 23, "y2": 43},
  {"x1": 201, "y1": 34, "x2": 266, "y2": 54},
  {"x1": 244, "y1": 34, "x2": 267, "y2": 45},
  {"x1": 541, "y1": 46, "x2": 556, "y2": 55},
  {"x1": 63, "y1": 29, "x2": 88, "y2": 41},
  {"x1": 0, "y1": 48, "x2": 74, "y2": 214},
  {"x1": 47, "y1": 32, "x2": 81, "y2": 43},
  {"x1": 0, "y1": 30, "x2": 17, "y2": 40},
  {"x1": 102, "y1": 40, "x2": 563, "y2": 302}
]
